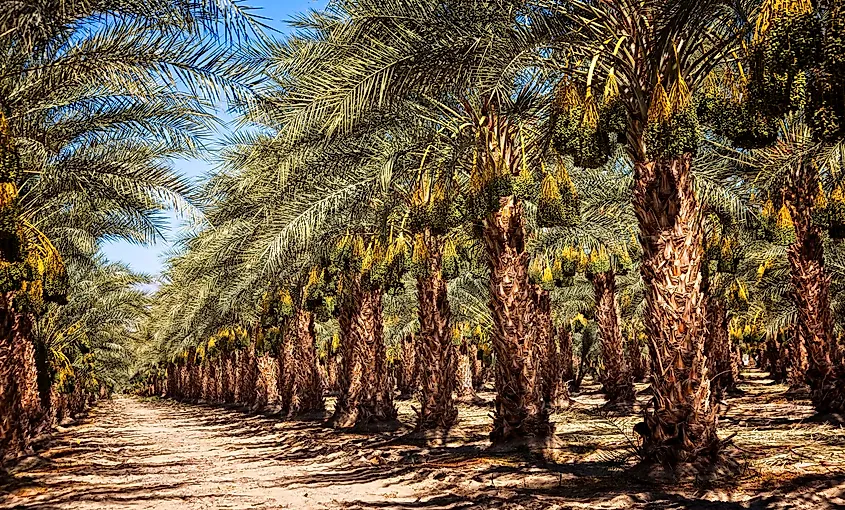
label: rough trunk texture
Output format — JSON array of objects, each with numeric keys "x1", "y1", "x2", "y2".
[
  {"x1": 456, "y1": 338, "x2": 478, "y2": 402},
  {"x1": 222, "y1": 354, "x2": 235, "y2": 404},
  {"x1": 765, "y1": 337, "x2": 787, "y2": 383},
  {"x1": 253, "y1": 354, "x2": 276, "y2": 409},
  {"x1": 549, "y1": 325, "x2": 570, "y2": 409},
  {"x1": 482, "y1": 197, "x2": 550, "y2": 443},
  {"x1": 784, "y1": 158, "x2": 845, "y2": 413},
  {"x1": 590, "y1": 271, "x2": 634, "y2": 404},
  {"x1": 559, "y1": 327, "x2": 575, "y2": 391},
  {"x1": 632, "y1": 155, "x2": 718, "y2": 469},
  {"x1": 240, "y1": 347, "x2": 259, "y2": 407},
  {"x1": 276, "y1": 326, "x2": 294, "y2": 412},
  {"x1": 533, "y1": 287, "x2": 565, "y2": 409},
  {"x1": 332, "y1": 278, "x2": 396, "y2": 429},
  {"x1": 706, "y1": 298, "x2": 738, "y2": 400},
  {"x1": 415, "y1": 229, "x2": 457, "y2": 430},
  {"x1": 0, "y1": 295, "x2": 41, "y2": 463},
  {"x1": 627, "y1": 333, "x2": 648, "y2": 382},
  {"x1": 471, "y1": 349, "x2": 484, "y2": 390},
  {"x1": 324, "y1": 353, "x2": 340, "y2": 396},
  {"x1": 786, "y1": 328, "x2": 809, "y2": 389},
  {"x1": 396, "y1": 333, "x2": 418, "y2": 399},
  {"x1": 287, "y1": 308, "x2": 324, "y2": 416}
]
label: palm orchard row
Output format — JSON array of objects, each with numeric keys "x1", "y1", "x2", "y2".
[
  {"x1": 0, "y1": 2, "x2": 265, "y2": 472},
  {"x1": 142, "y1": 0, "x2": 845, "y2": 478},
  {"x1": 0, "y1": 0, "x2": 844, "y2": 482}
]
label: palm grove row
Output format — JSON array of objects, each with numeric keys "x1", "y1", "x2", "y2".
[{"x1": 1, "y1": 0, "x2": 845, "y2": 480}]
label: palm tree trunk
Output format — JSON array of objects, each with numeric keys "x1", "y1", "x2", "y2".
[
  {"x1": 222, "y1": 353, "x2": 235, "y2": 403},
  {"x1": 590, "y1": 271, "x2": 634, "y2": 403},
  {"x1": 765, "y1": 336, "x2": 786, "y2": 383},
  {"x1": 332, "y1": 277, "x2": 396, "y2": 429},
  {"x1": 482, "y1": 196, "x2": 553, "y2": 443},
  {"x1": 632, "y1": 155, "x2": 718, "y2": 467},
  {"x1": 559, "y1": 327, "x2": 574, "y2": 391},
  {"x1": 626, "y1": 332, "x2": 647, "y2": 382},
  {"x1": 0, "y1": 295, "x2": 34, "y2": 463},
  {"x1": 276, "y1": 327, "x2": 294, "y2": 413},
  {"x1": 456, "y1": 338, "x2": 478, "y2": 402},
  {"x1": 288, "y1": 308, "x2": 323, "y2": 416},
  {"x1": 706, "y1": 298, "x2": 738, "y2": 399},
  {"x1": 784, "y1": 158, "x2": 845, "y2": 413},
  {"x1": 415, "y1": 229, "x2": 457, "y2": 430},
  {"x1": 786, "y1": 327, "x2": 809, "y2": 389},
  {"x1": 573, "y1": 325, "x2": 596, "y2": 393},
  {"x1": 324, "y1": 351, "x2": 339, "y2": 396},
  {"x1": 396, "y1": 333, "x2": 417, "y2": 399},
  {"x1": 482, "y1": 197, "x2": 550, "y2": 443},
  {"x1": 533, "y1": 286, "x2": 563, "y2": 409}
]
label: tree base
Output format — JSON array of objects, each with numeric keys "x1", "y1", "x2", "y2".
[
  {"x1": 809, "y1": 367, "x2": 845, "y2": 415},
  {"x1": 784, "y1": 384, "x2": 810, "y2": 400},
  {"x1": 400, "y1": 428, "x2": 474, "y2": 446},
  {"x1": 456, "y1": 394, "x2": 487, "y2": 406},
  {"x1": 630, "y1": 451, "x2": 744, "y2": 485},
  {"x1": 487, "y1": 434, "x2": 566, "y2": 464},
  {"x1": 330, "y1": 408, "x2": 401, "y2": 432}
]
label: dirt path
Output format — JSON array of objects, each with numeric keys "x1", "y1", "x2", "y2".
[
  {"x1": 3, "y1": 372, "x2": 845, "y2": 509},
  {"x1": 0, "y1": 396, "x2": 442, "y2": 509}
]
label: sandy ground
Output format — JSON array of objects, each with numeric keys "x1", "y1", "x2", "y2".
[{"x1": 2, "y1": 370, "x2": 845, "y2": 509}]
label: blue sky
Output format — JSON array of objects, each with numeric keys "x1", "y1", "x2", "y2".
[{"x1": 100, "y1": 0, "x2": 326, "y2": 278}]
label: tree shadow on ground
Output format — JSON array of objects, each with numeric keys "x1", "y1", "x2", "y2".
[{"x1": 5, "y1": 370, "x2": 845, "y2": 509}]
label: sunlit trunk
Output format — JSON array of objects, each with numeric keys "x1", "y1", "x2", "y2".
[
  {"x1": 532, "y1": 286, "x2": 565, "y2": 409},
  {"x1": 590, "y1": 271, "x2": 634, "y2": 403},
  {"x1": 332, "y1": 277, "x2": 396, "y2": 429},
  {"x1": 287, "y1": 308, "x2": 323, "y2": 416},
  {"x1": 254, "y1": 354, "x2": 274, "y2": 409},
  {"x1": 784, "y1": 158, "x2": 845, "y2": 413},
  {"x1": 0, "y1": 295, "x2": 39, "y2": 462},
  {"x1": 415, "y1": 229, "x2": 457, "y2": 430},
  {"x1": 632, "y1": 155, "x2": 718, "y2": 467},
  {"x1": 482, "y1": 197, "x2": 549, "y2": 442},
  {"x1": 456, "y1": 338, "x2": 478, "y2": 402}
]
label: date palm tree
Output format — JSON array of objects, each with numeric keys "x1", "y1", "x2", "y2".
[
  {"x1": 0, "y1": 0, "x2": 262, "y2": 464},
  {"x1": 268, "y1": 0, "x2": 572, "y2": 448},
  {"x1": 558, "y1": 0, "x2": 754, "y2": 471}
]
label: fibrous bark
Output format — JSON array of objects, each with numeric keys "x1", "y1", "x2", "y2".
[
  {"x1": 286, "y1": 308, "x2": 323, "y2": 416},
  {"x1": 332, "y1": 278, "x2": 396, "y2": 429},
  {"x1": 0, "y1": 295, "x2": 40, "y2": 463},
  {"x1": 456, "y1": 338, "x2": 478, "y2": 403},
  {"x1": 785, "y1": 327, "x2": 809, "y2": 389},
  {"x1": 590, "y1": 271, "x2": 634, "y2": 404},
  {"x1": 396, "y1": 333, "x2": 418, "y2": 399},
  {"x1": 706, "y1": 298, "x2": 739, "y2": 399},
  {"x1": 765, "y1": 336, "x2": 787, "y2": 383},
  {"x1": 221, "y1": 353, "x2": 235, "y2": 404},
  {"x1": 626, "y1": 332, "x2": 648, "y2": 382},
  {"x1": 482, "y1": 197, "x2": 550, "y2": 442},
  {"x1": 559, "y1": 327, "x2": 575, "y2": 391},
  {"x1": 533, "y1": 287, "x2": 566, "y2": 409},
  {"x1": 415, "y1": 229, "x2": 457, "y2": 430},
  {"x1": 632, "y1": 155, "x2": 719, "y2": 469},
  {"x1": 784, "y1": 158, "x2": 845, "y2": 413}
]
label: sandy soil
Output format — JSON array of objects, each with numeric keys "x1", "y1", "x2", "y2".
[{"x1": 2, "y1": 370, "x2": 845, "y2": 509}]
